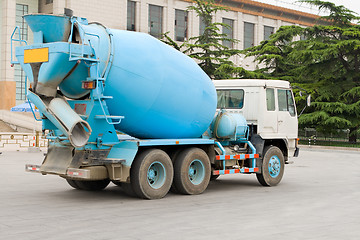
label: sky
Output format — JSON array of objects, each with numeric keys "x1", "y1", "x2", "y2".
[{"x1": 255, "y1": 0, "x2": 360, "y2": 15}]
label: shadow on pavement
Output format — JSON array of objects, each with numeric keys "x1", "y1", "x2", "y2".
[{"x1": 44, "y1": 176, "x2": 263, "y2": 202}]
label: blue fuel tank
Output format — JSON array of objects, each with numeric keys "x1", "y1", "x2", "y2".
[{"x1": 22, "y1": 14, "x2": 217, "y2": 139}]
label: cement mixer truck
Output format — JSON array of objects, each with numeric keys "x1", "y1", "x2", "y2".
[{"x1": 14, "y1": 13, "x2": 299, "y2": 199}]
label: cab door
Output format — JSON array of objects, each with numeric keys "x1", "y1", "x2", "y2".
[
  {"x1": 277, "y1": 89, "x2": 298, "y2": 139},
  {"x1": 260, "y1": 88, "x2": 278, "y2": 134}
]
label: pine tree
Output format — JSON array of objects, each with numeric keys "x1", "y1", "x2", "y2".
[{"x1": 242, "y1": 0, "x2": 360, "y2": 143}]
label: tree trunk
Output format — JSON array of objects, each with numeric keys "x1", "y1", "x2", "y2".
[{"x1": 349, "y1": 128, "x2": 357, "y2": 143}]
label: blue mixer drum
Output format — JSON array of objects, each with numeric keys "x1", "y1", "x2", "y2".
[{"x1": 20, "y1": 14, "x2": 217, "y2": 139}]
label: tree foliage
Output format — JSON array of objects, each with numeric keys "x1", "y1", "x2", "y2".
[{"x1": 243, "y1": 0, "x2": 360, "y2": 142}]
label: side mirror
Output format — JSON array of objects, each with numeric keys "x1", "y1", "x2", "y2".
[{"x1": 307, "y1": 95, "x2": 311, "y2": 107}]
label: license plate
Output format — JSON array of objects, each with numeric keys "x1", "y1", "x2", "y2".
[{"x1": 24, "y1": 48, "x2": 49, "y2": 63}]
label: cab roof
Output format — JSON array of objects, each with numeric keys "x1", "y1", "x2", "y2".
[{"x1": 213, "y1": 79, "x2": 291, "y2": 89}]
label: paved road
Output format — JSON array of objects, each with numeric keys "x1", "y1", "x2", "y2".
[{"x1": 0, "y1": 148, "x2": 359, "y2": 240}]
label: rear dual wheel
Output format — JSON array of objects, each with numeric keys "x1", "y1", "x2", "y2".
[
  {"x1": 130, "y1": 149, "x2": 173, "y2": 199},
  {"x1": 66, "y1": 147, "x2": 211, "y2": 198},
  {"x1": 66, "y1": 179, "x2": 110, "y2": 191},
  {"x1": 128, "y1": 147, "x2": 211, "y2": 199},
  {"x1": 173, "y1": 148, "x2": 211, "y2": 195}
]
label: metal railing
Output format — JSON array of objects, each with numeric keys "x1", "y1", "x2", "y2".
[
  {"x1": 0, "y1": 132, "x2": 48, "y2": 150},
  {"x1": 299, "y1": 128, "x2": 360, "y2": 147}
]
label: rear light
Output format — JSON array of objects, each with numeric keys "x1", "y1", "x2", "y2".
[
  {"x1": 82, "y1": 80, "x2": 96, "y2": 89},
  {"x1": 25, "y1": 164, "x2": 41, "y2": 173},
  {"x1": 67, "y1": 168, "x2": 90, "y2": 179},
  {"x1": 296, "y1": 138, "x2": 299, "y2": 146}
]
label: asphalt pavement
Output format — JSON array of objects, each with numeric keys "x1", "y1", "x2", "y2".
[{"x1": 0, "y1": 147, "x2": 359, "y2": 240}]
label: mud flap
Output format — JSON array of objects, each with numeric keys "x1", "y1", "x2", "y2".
[
  {"x1": 293, "y1": 147, "x2": 299, "y2": 157},
  {"x1": 40, "y1": 146, "x2": 74, "y2": 175}
]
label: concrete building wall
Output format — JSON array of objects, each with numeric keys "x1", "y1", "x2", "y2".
[
  {"x1": 0, "y1": 1, "x2": 2, "y2": 57},
  {"x1": 14, "y1": 0, "x2": 38, "y2": 105},
  {"x1": 64, "y1": 0, "x2": 126, "y2": 29},
  {"x1": 0, "y1": 0, "x2": 16, "y2": 110},
  {"x1": 39, "y1": 0, "x2": 53, "y2": 14},
  {"x1": 38, "y1": 0, "x2": 309, "y2": 46},
  {"x1": 0, "y1": 0, "x2": 38, "y2": 109}
]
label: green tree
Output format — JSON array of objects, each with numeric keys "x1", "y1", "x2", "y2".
[
  {"x1": 162, "y1": 0, "x2": 242, "y2": 79},
  {"x1": 242, "y1": 0, "x2": 360, "y2": 143}
]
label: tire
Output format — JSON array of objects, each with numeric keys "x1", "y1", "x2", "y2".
[
  {"x1": 66, "y1": 179, "x2": 81, "y2": 190},
  {"x1": 256, "y1": 146, "x2": 285, "y2": 186},
  {"x1": 131, "y1": 149, "x2": 173, "y2": 199},
  {"x1": 111, "y1": 181, "x2": 137, "y2": 197},
  {"x1": 71, "y1": 179, "x2": 110, "y2": 191},
  {"x1": 173, "y1": 148, "x2": 211, "y2": 195},
  {"x1": 169, "y1": 149, "x2": 183, "y2": 194},
  {"x1": 121, "y1": 183, "x2": 137, "y2": 198}
]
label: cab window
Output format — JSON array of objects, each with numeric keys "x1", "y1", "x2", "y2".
[
  {"x1": 277, "y1": 89, "x2": 296, "y2": 116},
  {"x1": 266, "y1": 88, "x2": 275, "y2": 111},
  {"x1": 217, "y1": 89, "x2": 244, "y2": 109}
]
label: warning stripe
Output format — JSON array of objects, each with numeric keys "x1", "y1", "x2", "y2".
[
  {"x1": 213, "y1": 167, "x2": 259, "y2": 175},
  {"x1": 216, "y1": 153, "x2": 259, "y2": 161}
]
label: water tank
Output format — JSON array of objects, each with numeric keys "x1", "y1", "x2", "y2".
[
  {"x1": 211, "y1": 111, "x2": 248, "y2": 141},
  {"x1": 23, "y1": 14, "x2": 217, "y2": 139}
]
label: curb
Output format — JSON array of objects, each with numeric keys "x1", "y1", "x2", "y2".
[{"x1": 299, "y1": 144, "x2": 360, "y2": 152}]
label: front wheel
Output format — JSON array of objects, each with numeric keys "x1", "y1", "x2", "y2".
[{"x1": 256, "y1": 146, "x2": 284, "y2": 186}]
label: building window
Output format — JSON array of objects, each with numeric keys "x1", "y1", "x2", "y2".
[
  {"x1": 127, "y1": 0, "x2": 136, "y2": 31},
  {"x1": 16, "y1": 4, "x2": 28, "y2": 41},
  {"x1": 222, "y1": 18, "x2": 234, "y2": 48},
  {"x1": 175, "y1": 10, "x2": 188, "y2": 42},
  {"x1": 244, "y1": 22, "x2": 255, "y2": 49},
  {"x1": 15, "y1": 4, "x2": 29, "y2": 101},
  {"x1": 46, "y1": 0, "x2": 53, "y2": 4},
  {"x1": 199, "y1": 16, "x2": 206, "y2": 35},
  {"x1": 264, "y1": 26, "x2": 274, "y2": 41},
  {"x1": 149, "y1": 5, "x2": 163, "y2": 38}
]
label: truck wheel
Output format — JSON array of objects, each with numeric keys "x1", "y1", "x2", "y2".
[
  {"x1": 66, "y1": 179, "x2": 81, "y2": 189},
  {"x1": 71, "y1": 179, "x2": 110, "y2": 191},
  {"x1": 131, "y1": 149, "x2": 173, "y2": 199},
  {"x1": 256, "y1": 146, "x2": 284, "y2": 186},
  {"x1": 169, "y1": 149, "x2": 183, "y2": 193},
  {"x1": 112, "y1": 181, "x2": 137, "y2": 197},
  {"x1": 173, "y1": 148, "x2": 211, "y2": 195},
  {"x1": 121, "y1": 183, "x2": 137, "y2": 197}
]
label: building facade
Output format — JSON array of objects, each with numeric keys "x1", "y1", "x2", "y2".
[{"x1": 0, "y1": 0, "x2": 322, "y2": 110}]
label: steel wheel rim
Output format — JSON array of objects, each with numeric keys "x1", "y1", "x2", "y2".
[
  {"x1": 147, "y1": 161, "x2": 166, "y2": 189},
  {"x1": 268, "y1": 155, "x2": 281, "y2": 178},
  {"x1": 188, "y1": 159, "x2": 205, "y2": 185}
]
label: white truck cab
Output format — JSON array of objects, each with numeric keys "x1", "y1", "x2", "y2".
[{"x1": 213, "y1": 79, "x2": 299, "y2": 163}]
